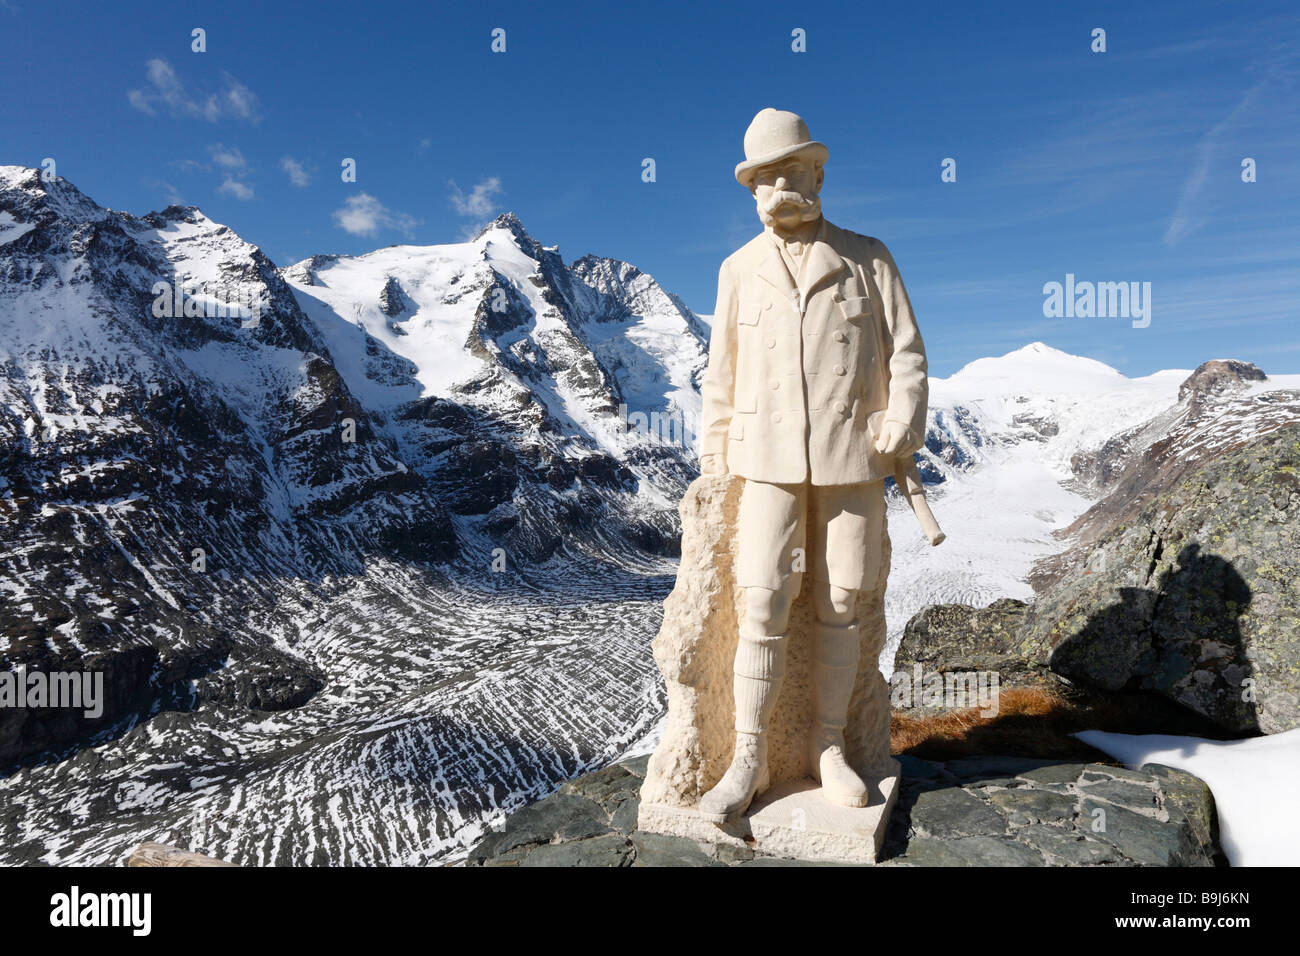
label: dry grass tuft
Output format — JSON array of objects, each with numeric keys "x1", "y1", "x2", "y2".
[{"x1": 890, "y1": 685, "x2": 1241, "y2": 762}]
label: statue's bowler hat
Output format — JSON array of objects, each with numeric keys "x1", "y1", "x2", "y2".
[{"x1": 734, "y1": 108, "x2": 828, "y2": 189}]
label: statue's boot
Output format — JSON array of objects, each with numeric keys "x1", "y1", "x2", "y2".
[
  {"x1": 809, "y1": 620, "x2": 870, "y2": 808},
  {"x1": 698, "y1": 633, "x2": 785, "y2": 823}
]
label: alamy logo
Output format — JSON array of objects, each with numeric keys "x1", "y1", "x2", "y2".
[
  {"x1": 890, "y1": 664, "x2": 1000, "y2": 717},
  {"x1": 615, "y1": 403, "x2": 696, "y2": 448},
  {"x1": 1042, "y1": 273, "x2": 1151, "y2": 328},
  {"x1": 0, "y1": 666, "x2": 104, "y2": 718},
  {"x1": 49, "y1": 886, "x2": 151, "y2": 936},
  {"x1": 151, "y1": 280, "x2": 263, "y2": 328}
]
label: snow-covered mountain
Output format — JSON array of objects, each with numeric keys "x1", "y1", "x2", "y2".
[
  {"x1": 883, "y1": 343, "x2": 1300, "y2": 668},
  {"x1": 0, "y1": 167, "x2": 703, "y2": 864},
  {"x1": 279, "y1": 214, "x2": 707, "y2": 540},
  {"x1": 3, "y1": 165, "x2": 1297, "y2": 866}
]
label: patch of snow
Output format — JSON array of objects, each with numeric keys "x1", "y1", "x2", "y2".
[
  {"x1": 1075, "y1": 729, "x2": 1300, "y2": 866},
  {"x1": 285, "y1": 243, "x2": 490, "y2": 404},
  {"x1": 0, "y1": 210, "x2": 34, "y2": 246}
]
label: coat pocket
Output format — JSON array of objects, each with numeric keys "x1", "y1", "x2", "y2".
[{"x1": 838, "y1": 295, "x2": 873, "y2": 322}]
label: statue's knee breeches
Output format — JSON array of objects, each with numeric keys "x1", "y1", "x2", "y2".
[
  {"x1": 741, "y1": 582, "x2": 798, "y2": 639},
  {"x1": 812, "y1": 580, "x2": 857, "y2": 626},
  {"x1": 735, "y1": 480, "x2": 807, "y2": 592},
  {"x1": 807, "y1": 480, "x2": 886, "y2": 592},
  {"x1": 735, "y1": 478, "x2": 886, "y2": 597}
]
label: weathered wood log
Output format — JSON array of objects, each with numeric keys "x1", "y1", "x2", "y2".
[{"x1": 127, "y1": 842, "x2": 238, "y2": 867}]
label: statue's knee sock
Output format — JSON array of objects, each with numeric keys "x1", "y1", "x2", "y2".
[
  {"x1": 811, "y1": 620, "x2": 860, "y2": 732},
  {"x1": 733, "y1": 632, "x2": 786, "y2": 736},
  {"x1": 810, "y1": 620, "x2": 869, "y2": 806},
  {"x1": 699, "y1": 633, "x2": 786, "y2": 820}
]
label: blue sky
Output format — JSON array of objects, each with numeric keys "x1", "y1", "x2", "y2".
[{"x1": 3, "y1": 0, "x2": 1298, "y2": 376}]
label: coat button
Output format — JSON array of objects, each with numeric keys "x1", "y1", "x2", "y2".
[
  {"x1": 766, "y1": 337, "x2": 776, "y2": 349},
  {"x1": 768, "y1": 379, "x2": 780, "y2": 390},
  {"x1": 763, "y1": 300, "x2": 772, "y2": 310},
  {"x1": 834, "y1": 330, "x2": 847, "y2": 343},
  {"x1": 834, "y1": 400, "x2": 848, "y2": 415},
  {"x1": 771, "y1": 411, "x2": 783, "y2": 424},
  {"x1": 790, "y1": 290, "x2": 800, "y2": 301},
  {"x1": 833, "y1": 364, "x2": 846, "y2": 376},
  {"x1": 832, "y1": 290, "x2": 844, "y2": 302}
]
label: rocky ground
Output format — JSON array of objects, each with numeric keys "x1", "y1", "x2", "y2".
[{"x1": 465, "y1": 754, "x2": 1222, "y2": 866}]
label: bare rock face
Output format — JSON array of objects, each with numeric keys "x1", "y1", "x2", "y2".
[
  {"x1": 1178, "y1": 360, "x2": 1266, "y2": 406},
  {"x1": 1041, "y1": 380, "x2": 1300, "y2": 587},
  {"x1": 1018, "y1": 424, "x2": 1300, "y2": 734},
  {"x1": 378, "y1": 275, "x2": 411, "y2": 318},
  {"x1": 639, "y1": 475, "x2": 893, "y2": 809}
]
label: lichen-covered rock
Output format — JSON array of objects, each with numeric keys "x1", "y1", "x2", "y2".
[
  {"x1": 638, "y1": 474, "x2": 894, "y2": 811},
  {"x1": 893, "y1": 598, "x2": 1049, "y2": 688},
  {"x1": 884, "y1": 756, "x2": 1222, "y2": 866},
  {"x1": 1018, "y1": 424, "x2": 1300, "y2": 734},
  {"x1": 467, "y1": 754, "x2": 1223, "y2": 867}
]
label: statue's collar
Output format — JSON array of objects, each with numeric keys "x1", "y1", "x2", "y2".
[
  {"x1": 764, "y1": 216, "x2": 826, "y2": 250},
  {"x1": 758, "y1": 218, "x2": 845, "y2": 296}
]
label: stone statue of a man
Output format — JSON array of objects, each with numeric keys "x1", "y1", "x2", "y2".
[{"x1": 695, "y1": 108, "x2": 928, "y2": 822}]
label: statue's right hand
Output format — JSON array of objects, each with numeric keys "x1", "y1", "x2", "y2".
[{"x1": 699, "y1": 453, "x2": 725, "y2": 476}]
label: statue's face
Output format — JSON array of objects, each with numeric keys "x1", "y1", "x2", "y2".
[{"x1": 752, "y1": 155, "x2": 823, "y2": 231}]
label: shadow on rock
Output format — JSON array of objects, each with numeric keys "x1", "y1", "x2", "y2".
[{"x1": 1051, "y1": 543, "x2": 1259, "y2": 735}]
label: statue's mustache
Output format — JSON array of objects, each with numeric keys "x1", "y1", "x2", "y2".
[{"x1": 761, "y1": 190, "x2": 817, "y2": 215}]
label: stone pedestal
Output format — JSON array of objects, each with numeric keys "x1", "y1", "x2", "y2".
[{"x1": 639, "y1": 759, "x2": 900, "y2": 864}]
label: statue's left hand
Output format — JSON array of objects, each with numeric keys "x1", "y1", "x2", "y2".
[
  {"x1": 873, "y1": 420, "x2": 912, "y2": 457},
  {"x1": 699, "y1": 452, "x2": 725, "y2": 476}
]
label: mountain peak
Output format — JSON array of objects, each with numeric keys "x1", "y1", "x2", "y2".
[
  {"x1": 141, "y1": 203, "x2": 212, "y2": 228},
  {"x1": 0, "y1": 165, "x2": 109, "y2": 224},
  {"x1": 0, "y1": 165, "x2": 38, "y2": 189},
  {"x1": 474, "y1": 211, "x2": 531, "y2": 245},
  {"x1": 996, "y1": 342, "x2": 1121, "y2": 373},
  {"x1": 941, "y1": 341, "x2": 1126, "y2": 395},
  {"x1": 1178, "y1": 359, "x2": 1267, "y2": 404},
  {"x1": 1008, "y1": 341, "x2": 1072, "y2": 359}
]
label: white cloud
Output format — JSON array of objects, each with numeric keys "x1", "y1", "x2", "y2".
[
  {"x1": 279, "y1": 156, "x2": 311, "y2": 187},
  {"x1": 147, "y1": 180, "x2": 183, "y2": 206},
  {"x1": 1163, "y1": 81, "x2": 1267, "y2": 246},
  {"x1": 332, "y1": 193, "x2": 418, "y2": 237},
  {"x1": 210, "y1": 144, "x2": 247, "y2": 170},
  {"x1": 127, "y1": 59, "x2": 261, "y2": 123},
  {"x1": 220, "y1": 79, "x2": 259, "y2": 122},
  {"x1": 448, "y1": 177, "x2": 502, "y2": 218},
  {"x1": 218, "y1": 177, "x2": 254, "y2": 201}
]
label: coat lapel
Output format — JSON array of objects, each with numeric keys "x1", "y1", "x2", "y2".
[
  {"x1": 754, "y1": 220, "x2": 849, "y2": 301},
  {"x1": 799, "y1": 222, "x2": 849, "y2": 297},
  {"x1": 756, "y1": 246, "x2": 797, "y2": 298}
]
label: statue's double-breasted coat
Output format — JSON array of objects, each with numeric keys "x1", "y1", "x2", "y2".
[{"x1": 699, "y1": 218, "x2": 928, "y2": 485}]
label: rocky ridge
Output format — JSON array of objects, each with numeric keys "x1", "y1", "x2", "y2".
[
  {"x1": 895, "y1": 363, "x2": 1300, "y2": 735},
  {"x1": 467, "y1": 755, "x2": 1222, "y2": 866}
]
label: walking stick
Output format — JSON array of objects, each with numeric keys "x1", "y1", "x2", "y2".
[{"x1": 893, "y1": 456, "x2": 945, "y2": 546}]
